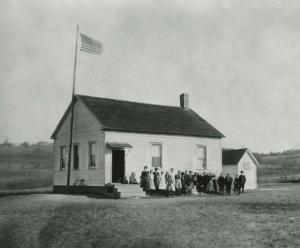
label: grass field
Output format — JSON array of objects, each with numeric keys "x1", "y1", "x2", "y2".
[
  {"x1": 257, "y1": 153, "x2": 300, "y2": 183},
  {"x1": 0, "y1": 167, "x2": 53, "y2": 190},
  {"x1": 0, "y1": 183, "x2": 299, "y2": 248},
  {"x1": 0, "y1": 144, "x2": 53, "y2": 190}
]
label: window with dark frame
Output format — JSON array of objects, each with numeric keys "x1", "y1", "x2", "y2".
[
  {"x1": 60, "y1": 146, "x2": 66, "y2": 170},
  {"x1": 89, "y1": 142, "x2": 96, "y2": 168},
  {"x1": 73, "y1": 144, "x2": 79, "y2": 169},
  {"x1": 151, "y1": 143, "x2": 162, "y2": 168}
]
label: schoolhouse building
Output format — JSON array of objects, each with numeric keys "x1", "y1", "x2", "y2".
[
  {"x1": 51, "y1": 93, "x2": 224, "y2": 197},
  {"x1": 222, "y1": 148, "x2": 259, "y2": 190}
]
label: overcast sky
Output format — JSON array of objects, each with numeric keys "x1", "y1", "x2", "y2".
[{"x1": 1, "y1": 0, "x2": 300, "y2": 153}]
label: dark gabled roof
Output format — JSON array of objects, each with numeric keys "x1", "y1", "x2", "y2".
[
  {"x1": 222, "y1": 148, "x2": 247, "y2": 165},
  {"x1": 51, "y1": 94, "x2": 224, "y2": 139}
]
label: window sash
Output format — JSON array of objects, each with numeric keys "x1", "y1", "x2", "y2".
[
  {"x1": 60, "y1": 146, "x2": 66, "y2": 169},
  {"x1": 198, "y1": 147, "x2": 206, "y2": 159},
  {"x1": 90, "y1": 155, "x2": 95, "y2": 167},
  {"x1": 197, "y1": 146, "x2": 207, "y2": 169},
  {"x1": 151, "y1": 144, "x2": 162, "y2": 167},
  {"x1": 89, "y1": 143, "x2": 96, "y2": 168},
  {"x1": 198, "y1": 158, "x2": 207, "y2": 169},
  {"x1": 152, "y1": 157, "x2": 162, "y2": 167},
  {"x1": 73, "y1": 144, "x2": 79, "y2": 169}
]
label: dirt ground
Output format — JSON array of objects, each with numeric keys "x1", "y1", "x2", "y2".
[{"x1": 0, "y1": 183, "x2": 299, "y2": 248}]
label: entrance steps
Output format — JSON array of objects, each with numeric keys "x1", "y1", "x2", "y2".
[{"x1": 114, "y1": 183, "x2": 147, "y2": 198}]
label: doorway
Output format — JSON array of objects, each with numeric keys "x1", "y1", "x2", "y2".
[{"x1": 112, "y1": 149, "x2": 125, "y2": 183}]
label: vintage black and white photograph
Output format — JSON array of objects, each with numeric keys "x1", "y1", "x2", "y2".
[{"x1": 0, "y1": 0, "x2": 299, "y2": 247}]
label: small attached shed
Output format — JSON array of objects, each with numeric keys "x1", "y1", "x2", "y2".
[{"x1": 222, "y1": 148, "x2": 259, "y2": 190}]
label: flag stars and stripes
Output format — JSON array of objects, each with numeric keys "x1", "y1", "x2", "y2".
[{"x1": 80, "y1": 33, "x2": 102, "y2": 55}]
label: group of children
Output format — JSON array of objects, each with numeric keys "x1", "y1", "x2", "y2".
[{"x1": 131, "y1": 166, "x2": 247, "y2": 196}]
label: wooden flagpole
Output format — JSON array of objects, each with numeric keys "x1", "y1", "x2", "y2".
[{"x1": 66, "y1": 24, "x2": 79, "y2": 193}]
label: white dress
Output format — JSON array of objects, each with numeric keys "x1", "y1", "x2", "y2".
[
  {"x1": 159, "y1": 176, "x2": 166, "y2": 190},
  {"x1": 170, "y1": 172, "x2": 176, "y2": 191},
  {"x1": 150, "y1": 173, "x2": 155, "y2": 190}
]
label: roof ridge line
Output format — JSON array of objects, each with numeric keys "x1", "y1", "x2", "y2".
[{"x1": 76, "y1": 94, "x2": 185, "y2": 109}]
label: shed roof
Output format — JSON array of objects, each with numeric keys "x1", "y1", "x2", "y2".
[
  {"x1": 222, "y1": 148, "x2": 248, "y2": 165},
  {"x1": 51, "y1": 94, "x2": 224, "y2": 139},
  {"x1": 107, "y1": 142, "x2": 132, "y2": 149}
]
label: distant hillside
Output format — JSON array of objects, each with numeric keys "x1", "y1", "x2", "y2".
[
  {"x1": 255, "y1": 150, "x2": 300, "y2": 183},
  {"x1": 256, "y1": 150, "x2": 300, "y2": 168},
  {"x1": 255, "y1": 149, "x2": 300, "y2": 157}
]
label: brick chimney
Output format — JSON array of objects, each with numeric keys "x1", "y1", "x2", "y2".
[{"x1": 180, "y1": 93, "x2": 189, "y2": 109}]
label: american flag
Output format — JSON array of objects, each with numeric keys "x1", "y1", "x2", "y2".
[{"x1": 80, "y1": 33, "x2": 102, "y2": 55}]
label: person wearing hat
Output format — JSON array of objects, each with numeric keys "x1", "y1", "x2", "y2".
[{"x1": 238, "y1": 171, "x2": 246, "y2": 194}]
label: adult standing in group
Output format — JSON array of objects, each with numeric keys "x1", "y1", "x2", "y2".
[
  {"x1": 184, "y1": 171, "x2": 191, "y2": 193},
  {"x1": 170, "y1": 168, "x2": 176, "y2": 195},
  {"x1": 140, "y1": 166, "x2": 148, "y2": 192},
  {"x1": 212, "y1": 175, "x2": 218, "y2": 194},
  {"x1": 154, "y1": 167, "x2": 161, "y2": 195},
  {"x1": 203, "y1": 172, "x2": 210, "y2": 193},
  {"x1": 181, "y1": 172, "x2": 186, "y2": 194},
  {"x1": 233, "y1": 175, "x2": 239, "y2": 194},
  {"x1": 144, "y1": 171, "x2": 151, "y2": 195},
  {"x1": 192, "y1": 173, "x2": 198, "y2": 192},
  {"x1": 149, "y1": 170, "x2": 156, "y2": 195},
  {"x1": 175, "y1": 170, "x2": 182, "y2": 195},
  {"x1": 159, "y1": 171, "x2": 166, "y2": 195},
  {"x1": 207, "y1": 174, "x2": 214, "y2": 194},
  {"x1": 197, "y1": 172, "x2": 203, "y2": 192},
  {"x1": 238, "y1": 171, "x2": 246, "y2": 194},
  {"x1": 165, "y1": 171, "x2": 173, "y2": 197},
  {"x1": 217, "y1": 174, "x2": 225, "y2": 195},
  {"x1": 187, "y1": 171, "x2": 194, "y2": 194},
  {"x1": 225, "y1": 173, "x2": 233, "y2": 195}
]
